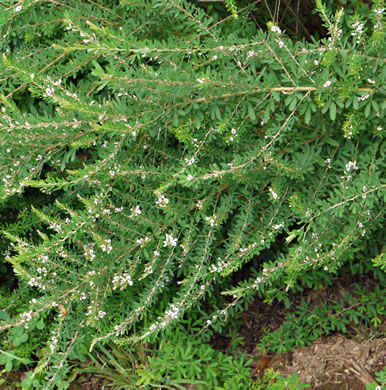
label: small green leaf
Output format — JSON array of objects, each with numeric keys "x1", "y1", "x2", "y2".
[
  {"x1": 305, "y1": 107, "x2": 311, "y2": 124},
  {"x1": 371, "y1": 100, "x2": 379, "y2": 112},
  {"x1": 5, "y1": 360, "x2": 12, "y2": 371},
  {"x1": 329, "y1": 102, "x2": 336, "y2": 121},
  {"x1": 214, "y1": 105, "x2": 221, "y2": 120},
  {"x1": 325, "y1": 138, "x2": 339, "y2": 146},
  {"x1": 247, "y1": 102, "x2": 256, "y2": 120},
  {"x1": 272, "y1": 91, "x2": 280, "y2": 102},
  {"x1": 289, "y1": 96, "x2": 298, "y2": 111},
  {"x1": 364, "y1": 103, "x2": 371, "y2": 118},
  {"x1": 36, "y1": 319, "x2": 45, "y2": 330},
  {"x1": 173, "y1": 112, "x2": 178, "y2": 126}
]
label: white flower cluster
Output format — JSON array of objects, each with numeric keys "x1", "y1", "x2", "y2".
[
  {"x1": 246, "y1": 50, "x2": 255, "y2": 59},
  {"x1": 205, "y1": 216, "x2": 218, "y2": 227},
  {"x1": 351, "y1": 21, "x2": 364, "y2": 43},
  {"x1": 156, "y1": 194, "x2": 169, "y2": 207},
  {"x1": 28, "y1": 276, "x2": 46, "y2": 290},
  {"x1": 49, "y1": 222, "x2": 63, "y2": 233},
  {"x1": 20, "y1": 310, "x2": 33, "y2": 329},
  {"x1": 373, "y1": 9, "x2": 383, "y2": 30},
  {"x1": 45, "y1": 87, "x2": 54, "y2": 96},
  {"x1": 358, "y1": 94, "x2": 369, "y2": 101},
  {"x1": 269, "y1": 187, "x2": 278, "y2": 199},
  {"x1": 86, "y1": 302, "x2": 107, "y2": 320},
  {"x1": 196, "y1": 200, "x2": 203, "y2": 209},
  {"x1": 100, "y1": 239, "x2": 112, "y2": 253},
  {"x1": 345, "y1": 160, "x2": 358, "y2": 173},
  {"x1": 271, "y1": 25, "x2": 281, "y2": 34},
  {"x1": 36, "y1": 267, "x2": 48, "y2": 275},
  {"x1": 137, "y1": 236, "x2": 151, "y2": 247},
  {"x1": 129, "y1": 205, "x2": 141, "y2": 218},
  {"x1": 163, "y1": 233, "x2": 177, "y2": 247},
  {"x1": 186, "y1": 157, "x2": 195, "y2": 166},
  {"x1": 238, "y1": 241, "x2": 260, "y2": 257},
  {"x1": 49, "y1": 335, "x2": 58, "y2": 353},
  {"x1": 273, "y1": 222, "x2": 285, "y2": 230},
  {"x1": 209, "y1": 258, "x2": 230, "y2": 273},
  {"x1": 362, "y1": 186, "x2": 368, "y2": 199},
  {"x1": 165, "y1": 304, "x2": 179, "y2": 320},
  {"x1": 252, "y1": 277, "x2": 262, "y2": 289},
  {"x1": 84, "y1": 246, "x2": 96, "y2": 261}
]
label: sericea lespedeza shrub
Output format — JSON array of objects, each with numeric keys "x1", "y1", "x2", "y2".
[{"x1": 0, "y1": 0, "x2": 384, "y2": 388}]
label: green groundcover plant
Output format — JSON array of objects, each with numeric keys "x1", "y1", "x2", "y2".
[{"x1": 0, "y1": 0, "x2": 384, "y2": 388}]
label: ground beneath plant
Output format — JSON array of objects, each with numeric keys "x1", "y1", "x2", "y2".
[{"x1": 211, "y1": 272, "x2": 385, "y2": 389}]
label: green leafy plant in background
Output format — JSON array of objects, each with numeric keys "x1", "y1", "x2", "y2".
[
  {"x1": 366, "y1": 368, "x2": 386, "y2": 390},
  {"x1": 0, "y1": 0, "x2": 384, "y2": 388},
  {"x1": 258, "y1": 283, "x2": 385, "y2": 354},
  {"x1": 80, "y1": 325, "x2": 254, "y2": 390},
  {"x1": 266, "y1": 371, "x2": 310, "y2": 390},
  {"x1": 79, "y1": 326, "x2": 311, "y2": 390}
]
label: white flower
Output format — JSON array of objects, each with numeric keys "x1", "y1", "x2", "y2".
[
  {"x1": 46, "y1": 87, "x2": 54, "y2": 96},
  {"x1": 130, "y1": 205, "x2": 141, "y2": 218},
  {"x1": 211, "y1": 55, "x2": 217, "y2": 61},
  {"x1": 314, "y1": 60, "x2": 319, "y2": 65},
  {"x1": 187, "y1": 157, "x2": 195, "y2": 166},
  {"x1": 269, "y1": 187, "x2": 278, "y2": 199},
  {"x1": 358, "y1": 94, "x2": 369, "y2": 101},
  {"x1": 15, "y1": 5, "x2": 22, "y2": 12},
  {"x1": 345, "y1": 161, "x2": 358, "y2": 172},
  {"x1": 367, "y1": 78, "x2": 375, "y2": 84},
  {"x1": 163, "y1": 234, "x2": 177, "y2": 247},
  {"x1": 166, "y1": 305, "x2": 179, "y2": 319},
  {"x1": 137, "y1": 236, "x2": 151, "y2": 247},
  {"x1": 156, "y1": 194, "x2": 169, "y2": 207},
  {"x1": 196, "y1": 200, "x2": 203, "y2": 209},
  {"x1": 205, "y1": 216, "x2": 217, "y2": 227},
  {"x1": 273, "y1": 222, "x2": 284, "y2": 230},
  {"x1": 323, "y1": 80, "x2": 331, "y2": 87},
  {"x1": 271, "y1": 26, "x2": 281, "y2": 34},
  {"x1": 187, "y1": 174, "x2": 194, "y2": 181}
]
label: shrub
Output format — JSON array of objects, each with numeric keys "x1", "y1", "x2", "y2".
[{"x1": 0, "y1": 0, "x2": 384, "y2": 388}]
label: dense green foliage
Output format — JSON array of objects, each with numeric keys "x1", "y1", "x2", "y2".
[{"x1": 0, "y1": 0, "x2": 384, "y2": 388}]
